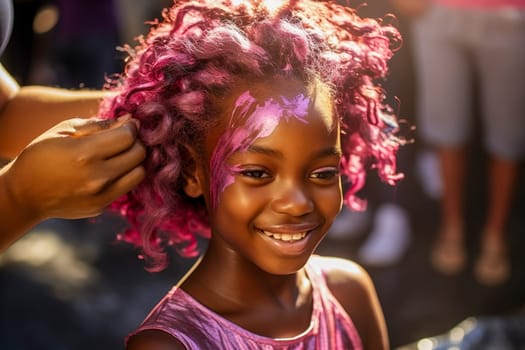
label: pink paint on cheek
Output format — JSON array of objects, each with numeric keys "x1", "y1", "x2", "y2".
[{"x1": 209, "y1": 90, "x2": 312, "y2": 208}]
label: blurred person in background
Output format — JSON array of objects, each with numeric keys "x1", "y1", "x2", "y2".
[
  {"x1": 392, "y1": 0, "x2": 525, "y2": 286},
  {"x1": 50, "y1": 0, "x2": 122, "y2": 89},
  {"x1": 115, "y1": 0, "x2": 172, "y2": 46}
]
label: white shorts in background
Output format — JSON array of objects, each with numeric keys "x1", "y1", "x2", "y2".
[{"x1": 412, "y1": 4, "x2": 525, "y2": 160}]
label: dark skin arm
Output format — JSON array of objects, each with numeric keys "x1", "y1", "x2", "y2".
[
  {"x1": 322, "y1": 256, "x2": 389, "y2": 350},
  {"x1": 0, "y1": 63, "x2": 110, "y2": 159},
  {"x1": 0, "y1": 116, "x2": 146, "y2": 252},
  {"x1": 127, "y1": 330, "x2": 186, "y2": 350}
]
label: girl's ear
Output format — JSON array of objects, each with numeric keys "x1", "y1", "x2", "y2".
[
  {"x1": 184, "y1": 171, "x2": 203, "y2": 198},
  {"x1": 183, "y1": 147, "x2": 205, "y2": 198}
]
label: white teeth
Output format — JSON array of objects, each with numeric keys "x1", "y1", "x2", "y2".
[
  {"x1": 292, "y1": 233, "x2": 303, "y2": 240},
  {"x1": 262, "y1": 231, "x2": 307, "y2": 242}
]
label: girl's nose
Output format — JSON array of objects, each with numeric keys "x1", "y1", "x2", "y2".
[{"x1": 270, "y1": 183, "x2": 314, "y2": 216}]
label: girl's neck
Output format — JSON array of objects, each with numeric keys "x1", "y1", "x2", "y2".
[
  {"x1": 181, "y1": 242, "x2": 311, "y2": 315},
  {"x1": 180, "y1": 245, "x2": 314, "y2": 338}
]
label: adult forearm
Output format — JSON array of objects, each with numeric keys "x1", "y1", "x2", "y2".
[
  {"x1": 0, "y1": 162, "x2": 41, "y2": 252},
  {"x1": 0, "y1": 86, "x2": 108, "y2": 158}
]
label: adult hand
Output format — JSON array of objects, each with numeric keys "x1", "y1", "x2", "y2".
[{"x1": 2, "y1": 115, "x2": 145, "y2": 222}]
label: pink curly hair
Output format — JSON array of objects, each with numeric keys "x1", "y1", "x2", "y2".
[{"x1": 99, "y1": 0, "x2": 404, "y2": 270}]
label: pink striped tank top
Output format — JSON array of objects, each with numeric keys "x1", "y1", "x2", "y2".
[{"x1": 127, "y1": 256, "x2": 363, "y2": 349}]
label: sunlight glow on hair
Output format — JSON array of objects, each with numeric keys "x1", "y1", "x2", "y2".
[
  {"x1": 262, "y1": 0, "x2": 285, "y2": 14},
  {"x1": 231, "y1": 0, "x2": 285, "y2": 14}
]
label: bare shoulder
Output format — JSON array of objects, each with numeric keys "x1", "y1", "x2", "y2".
[
  {"x1": 312, "y1": 255, "x2": 389, "y2": 350},
  {"x1": 312, "y1": 255, "x2": 371, "y2": 292},
  {"x1": 126, "y1": 329, "x2": 186, "y2": 350},
  {"x1": 312, "y1": 255, "x2": 376, "y2": 316}
]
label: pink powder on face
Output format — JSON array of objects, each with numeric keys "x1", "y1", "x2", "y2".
[{"x1": 209, "y1": 89, "x2": 311, "y2": 208}]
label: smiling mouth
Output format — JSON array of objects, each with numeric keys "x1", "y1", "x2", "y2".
[{"x1": 261, "y1": 231, "x2": 307, "y2": 242}]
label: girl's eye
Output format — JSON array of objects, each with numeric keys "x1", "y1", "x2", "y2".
[
  {"x1": 310, "y1": 168, "x2": 340, "y2": 181},
  {"x1": 239, "y1": 169, "x2": 270, "y2": 179}
]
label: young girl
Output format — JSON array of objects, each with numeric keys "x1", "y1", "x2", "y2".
[{"x1": 100, "y1": 1, "x2": 404, "y2": 348}]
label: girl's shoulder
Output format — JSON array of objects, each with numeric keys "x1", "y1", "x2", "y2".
[
  {"x1": 309, "y1": 255, "x2": 375, "y2": 316},
  {"x1": 309, "y1": 255, "x2": 370, "y2": 291},
  {"x1": 309, "y1": 255, "x2": 389, "y2": 350}
]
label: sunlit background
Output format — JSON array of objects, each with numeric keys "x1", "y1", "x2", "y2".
[{"x1": 1, "y1": 1, "x2": 524, "y2": 349}]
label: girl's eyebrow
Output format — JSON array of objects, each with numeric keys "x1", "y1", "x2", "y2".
[
  {"x1": 246, "y1": 144, "x2": 342, "y2": 159},
  {"x1": 319, "y1": 146, "x2": 342, "y2": 158},
  {"x1": 247, "y1": 144, "x2": 282, "y2": 157}
]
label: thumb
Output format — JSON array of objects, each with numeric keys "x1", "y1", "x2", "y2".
[{"x1": 71, "y1": 114, "x2": 132, "y2": 137}]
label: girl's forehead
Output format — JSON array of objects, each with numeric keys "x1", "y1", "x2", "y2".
[
  {"x1": 223, "y1": 78, "x2": 334, "y2": 129},
  {"x1": 202, "y1": 78, "x2": 336, "y2": 159}
]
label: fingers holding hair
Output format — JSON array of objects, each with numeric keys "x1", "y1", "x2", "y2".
[
  {"x1": 100, "y1": 140, "x2": 147, "y2": 183},
  {"x1": 89, "y1": 165, "x2": 146, "y2": 211},
  {"x1": 71, "y1": 114, "x2": 134, "y2": 137},
  {"x1": 75, "y1": 116, "x2": 145, "y2": 160}
]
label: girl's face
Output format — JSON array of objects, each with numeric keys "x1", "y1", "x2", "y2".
[{"x1": 194, "y1": 80, "x2": 342, "y2": 275}]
